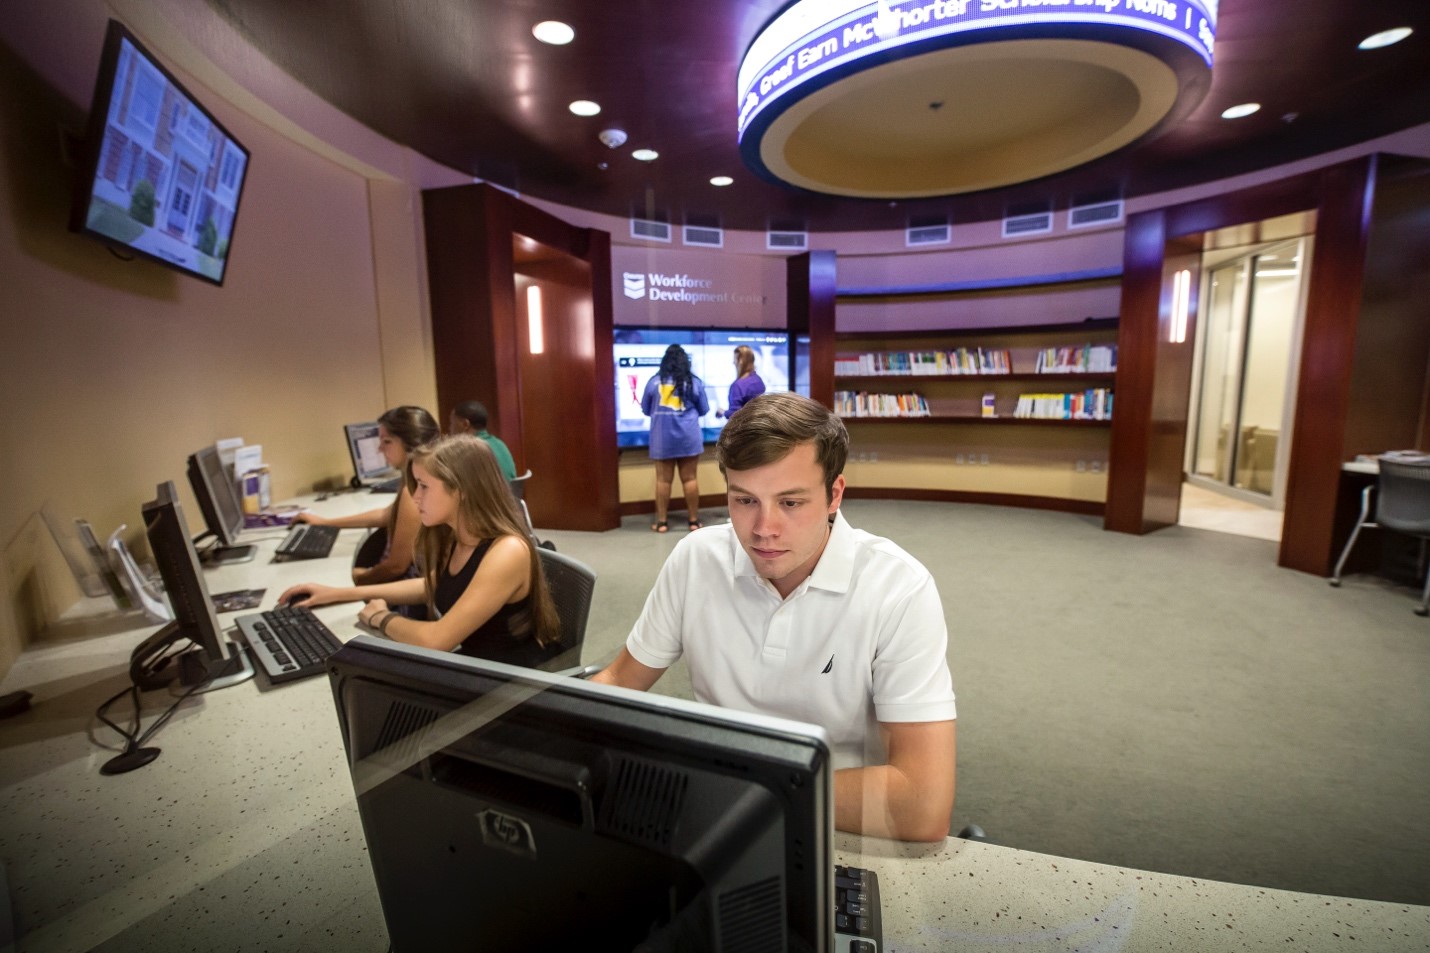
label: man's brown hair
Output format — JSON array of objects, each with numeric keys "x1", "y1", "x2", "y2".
[{"x1": 716, "y1": 392, "x2": 848, "y2": 499}]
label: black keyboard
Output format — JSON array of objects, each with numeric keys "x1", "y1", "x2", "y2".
[
  {"x1": 275, "y1": 523, "x2": 339, "y2": 560},
  {"x1": 234, "y1": 606, "x2": 344, "y2": 684},
  {"x1": 834, "y1": 864, "x2": 882, "y2": 953}
]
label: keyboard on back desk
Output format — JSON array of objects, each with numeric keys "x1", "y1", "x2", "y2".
[
  {"x1": 834, "y1": 864, "x2": 883, "y2": 953},
  {"x1": 234, "y1": 606, "x2": 343, "y2": 683},
  {"x1": 274, "y1": 523, "x2": 339, "y2": 560}
]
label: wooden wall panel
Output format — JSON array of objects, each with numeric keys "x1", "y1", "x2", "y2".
[
  {"x1": 789, "y1": 250, "x2": 837, "y2": 408},
  {"x1": 1278, "y1": 159, "x2": 1375, "y2": 575},
  {"x1": 1104, "y1": 210, "x2": 1165, "y2": 533},
  {"x1": 424, "y1": 184, "x2": 619, "y2": 532}
]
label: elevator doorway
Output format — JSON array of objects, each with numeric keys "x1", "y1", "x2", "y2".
[{"x1": 1187, "y1": 238, "x2": 1310, "y2": 510}]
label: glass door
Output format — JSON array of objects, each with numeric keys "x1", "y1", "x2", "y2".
[{"x1": 1190, "y1": 240, "x2": 1305, "y2": 502}]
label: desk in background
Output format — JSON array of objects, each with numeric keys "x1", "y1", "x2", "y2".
[{"x1": 0, "y1": 494, "x2": 1427, "y2": 952}]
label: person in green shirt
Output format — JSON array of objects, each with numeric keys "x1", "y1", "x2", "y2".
[{"x1": 449, "y1": 400, "x2": 518, "y2": 481}]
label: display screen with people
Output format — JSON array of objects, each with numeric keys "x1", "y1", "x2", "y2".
[
  {"x1": 593, "y1": 391, "x2": 957, "y2": 842},
  {"x1": 281, "y1": 435, "x2": 565, "y2": 669}
]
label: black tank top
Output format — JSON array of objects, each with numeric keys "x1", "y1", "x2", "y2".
[{"x1": 432, "y1": 538, "x2": 563, "y2": 668}]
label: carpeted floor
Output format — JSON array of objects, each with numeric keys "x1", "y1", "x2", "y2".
[{"x1": 538, "y1": 497, "x2": 1430, "y2": 906}]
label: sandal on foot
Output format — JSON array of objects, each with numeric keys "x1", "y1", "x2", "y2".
[
  {"x1": 687, "y1": 519, "x2": 704, "y2": 531},
  {"x1": 652, "y1": 521, "x2": 669, "y2": 533}
]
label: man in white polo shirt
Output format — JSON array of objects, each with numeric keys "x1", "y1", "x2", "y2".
[{"x1": 592, "y1": 392, "x2": 956, "y2": 842}]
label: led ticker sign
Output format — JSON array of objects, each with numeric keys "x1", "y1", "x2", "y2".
[{"x1": 737, "y1": 0, "x2": 1217, "y2": 139}]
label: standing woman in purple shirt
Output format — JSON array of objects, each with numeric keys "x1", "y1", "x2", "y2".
[
  {"x1": 725, "y1": 345, "x2": 767, "y2": 416},
  {"x1": 641, "y1": 345, "x2": 710, "y2": 532}
]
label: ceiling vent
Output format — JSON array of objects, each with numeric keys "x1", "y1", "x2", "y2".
[
  {"x1": 906, "y1": 223, "x2": 951, "y2": 247},
  {"x1": 1002, "y1": 211, "x2": 1053, "y2": 239},
  {"x1": 1068, "y1": 199, "x2": 1124, "y2": 229},
  {"x1": 766, "y1": 229, "x2": 808, "y2": 250},
  {"x1": 683, "y1": 225, "x2": 724, "y2": 248},
  {"x1": 630, "y1": 218, "x2": 672, "y2": 242}
]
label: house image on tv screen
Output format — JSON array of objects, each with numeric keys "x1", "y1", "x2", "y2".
[{"x1": 84, "y1": 37, "x2": 248, "y2": 281}]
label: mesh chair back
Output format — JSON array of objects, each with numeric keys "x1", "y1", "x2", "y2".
[
  {"x1": 538, "y1": 547, "x2": 597, "y2": 652},
  {"x1": 1376, "y1": 458, "x2": 1430, "y2": 535}
]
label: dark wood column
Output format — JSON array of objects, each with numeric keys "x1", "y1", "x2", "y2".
[
  {"x1": 423, "y1": 184, "x2": 619, "y2": 532},
  {"x1": 788, "y1": 250, "x2": 837, "y2": 408}
]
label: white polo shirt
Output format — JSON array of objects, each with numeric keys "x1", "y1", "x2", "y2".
[{"x1": 626, "y1": 512, "x2": 956, "y2": 772}]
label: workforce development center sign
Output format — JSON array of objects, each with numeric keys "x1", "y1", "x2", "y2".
[{"x1": 612, "y1": 247, "x2": 784, "y2": 327}]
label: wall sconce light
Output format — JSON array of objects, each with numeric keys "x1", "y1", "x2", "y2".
[
  {"x1": 1169, "y1": 269, "x2": 1190, "y2": 344},
  {"x1": 527, "y1": 284, "x2": 544, "y2": 355}
]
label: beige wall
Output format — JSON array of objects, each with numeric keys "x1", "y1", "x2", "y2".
[{"x1": 0, "y1": 18, "x2": 435, "y2": 675}]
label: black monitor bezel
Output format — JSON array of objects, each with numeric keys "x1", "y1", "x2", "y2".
[
  {"x1": 186, "y1": 445, "x2": 244, "y2": 547},
  {"x1": 344, "y1": 421, "x2": 399, "y2": 484},
  {"x1": 68, "y1": 19, "x2": 251, "y2": 287},
  {"x1": 328, "y1": 636, "x2": 833, "y2": 952},
  {"x1": 141, "y1": 480, "x2": 228, "y2": 669}
]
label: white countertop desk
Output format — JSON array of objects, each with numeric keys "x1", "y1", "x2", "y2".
[{"x1": 1, "y1": 493, "x2": 1427, "y2": 952}]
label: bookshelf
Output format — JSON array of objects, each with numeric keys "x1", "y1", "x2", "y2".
[{"x1": 806, "y1": 267, "x2": 1122, "y2": 514}]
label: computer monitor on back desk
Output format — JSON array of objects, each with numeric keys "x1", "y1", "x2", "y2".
[
  {"x1": 344, "y1": 422, "x2": 401, "y2": 492},
  {"x1": 186, "y1": 444, "x2": 256, "y2": 564},
  {"x1": 328, "y1": 637, "x2": 833, "y2": 952}
]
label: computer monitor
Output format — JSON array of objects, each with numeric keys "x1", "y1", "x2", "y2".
[
  {"x1": 345, "y1": 421, "x2": 400, "y2": 489},
  {"x1": 186, "y1": 445, "x2": 256, "y2": 564},
  {"x1": 138, "y1": 481, "x2": 253, "y2": 696},
  {"x1": 328, "y1": 636, "x2": 832, "y2": 952}
]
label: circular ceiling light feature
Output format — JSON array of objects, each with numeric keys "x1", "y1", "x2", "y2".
[
  {"x1": 531, "y1": 21, "x2": 575, "y2": 45},
  {"x1": 710, "y1": 175, "x2": 734, "y2": 186},
  {"x1": 737, "y1": 0, "x2": 1215, "y2": 199},
  {"x1": 568, "y1": 100, "x2": 601, "y2": 116},
  {"x1": 631, "y1": 149, "x2": 659, "y2": 161},
  {"x1": 1220, "y1": 102, "x2": 1261, "y2": 119},
  {"x1": 1358, "y1": 27, "x2": 1412, "y2": 50}
]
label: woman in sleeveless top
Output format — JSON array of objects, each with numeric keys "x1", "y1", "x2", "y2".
[
  {"x1": 280, "y1": 435, "x2": 563, "y2": 668},
  {"x1": 293, "y1": 405, "x2": 438, "y2": 585}
]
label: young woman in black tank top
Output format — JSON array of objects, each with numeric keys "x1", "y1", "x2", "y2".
[{"x1": 280, "y1": 435, "x2": 563, "y2": 667}]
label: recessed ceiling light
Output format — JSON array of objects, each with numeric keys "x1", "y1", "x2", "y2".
[
  {"x1": 568, "y1": 100, "x2": 601, "y2": 117},
  {"x1": 632, "y1": 149, "x2": 659, "y2": 162},
  {"x1": 1220, "y1": 102, "x2": 1261, "y2": 120},
  {"x1": 710, "y1": 175, "x2": 734, "y2": 187},
  {"x1": 532, "y1": 21, "x2": 574, "y2": 45},
  {"x1": 1358, "y1": 27, "x2": 1412, "y2": 50}
]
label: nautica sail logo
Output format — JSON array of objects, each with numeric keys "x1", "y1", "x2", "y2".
[{"x1": 622, "y1": 272, "x2": 647, "y2": 300}]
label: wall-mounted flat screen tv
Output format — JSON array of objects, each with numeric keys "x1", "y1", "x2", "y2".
[
  {"x1": 70, "y1": 20, "x2": 250, "y2": 286},
  {"x1": 613, "y1": 326, "x2": 791, "y2": 448}
]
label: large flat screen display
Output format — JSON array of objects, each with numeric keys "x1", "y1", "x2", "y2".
[
  {"x1": 613, "y1": 327, "x2": 790, "y2": 449},
  {"x1": 70, "y1": 20, "x2": 250, "y2": 286}
]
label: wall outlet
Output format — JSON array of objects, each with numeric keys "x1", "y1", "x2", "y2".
[
  {"x1": 869, "y1": 451, "x2": 878, "y2": 463},
  {"x1": 1090, "y1": 460, "x2": 1102, "y2": 472},
  {"x1": 1076, "y1": 459, "x2": 1087, "y2": 472},
  {"x1": 955, "y1": 453, "x2": 965, "y2": 465},
  {"x1": 979, "y1": 453, "x2": 990, "y2": 465}
]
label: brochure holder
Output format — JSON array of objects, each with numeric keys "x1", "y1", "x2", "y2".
[{"x1": 107, "y1": 526, "x2": 172, "y2": 624}]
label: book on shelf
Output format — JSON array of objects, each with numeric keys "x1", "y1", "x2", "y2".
[
  {"x1": 1033, "y1": 343, "x2": 1117, "y2": 374},
  {"x1": 834, "y1": 347, "x2": 1012, "y2": 376},
  {"x1": 1013, "y1": 388, "x2": 1114, "y2": 420},
  {"x1": 835, "y1": 390, "x2": 931, "y2": 418}
]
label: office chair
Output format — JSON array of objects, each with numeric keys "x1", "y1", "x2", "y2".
[
  {"x1": 537, "y1": 547, "x2": 597, "y2": 667},
  {"x1": 508, "y1": 469, "x2": 533, "y2": 503},
  {"x1": 352, "y1": 527, "x2": 387, "y2": 572},
  {"x1": 1329, "y1": 456, "x2": 1430, "y2": 615}
]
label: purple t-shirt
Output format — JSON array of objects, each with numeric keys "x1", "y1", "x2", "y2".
[{"x1": 727, "y1": 373, "x2": 766, "y2": 414}]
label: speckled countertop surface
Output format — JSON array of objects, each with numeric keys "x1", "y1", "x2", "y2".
[{"x1": 1, "y1": 497, "x2": 1427, "y2": 952}]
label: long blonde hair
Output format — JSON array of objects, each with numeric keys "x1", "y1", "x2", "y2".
[
  {"x1": 409, "y1": 435, "x2": 560, "y2": 647},
  {"x1": 734, "y1": 345, "x2": 756, "y2": 377}
]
